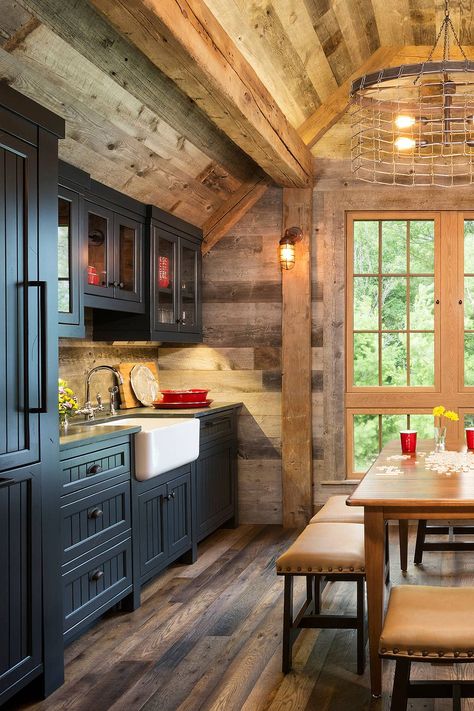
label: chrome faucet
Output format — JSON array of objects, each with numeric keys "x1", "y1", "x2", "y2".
[{"x1": 79, "y1": 365, "x2": 124, "y2": 421}]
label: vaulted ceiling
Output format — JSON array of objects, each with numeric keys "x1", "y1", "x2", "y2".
[{"x1": 0, "y1": 0, "x2": 472, "y2": 236}]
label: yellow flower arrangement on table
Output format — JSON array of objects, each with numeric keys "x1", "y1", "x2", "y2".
[
  {"x1": 432, "y1": 405, "x2": 459, "y2": 425},
  {"x1": 432, "y1": 406, "x2": 459, "y2": 452}
]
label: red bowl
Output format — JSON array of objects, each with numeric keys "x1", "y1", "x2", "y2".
[{"x1": 160, "y1": 389, "x2": 209, "y2": 403}]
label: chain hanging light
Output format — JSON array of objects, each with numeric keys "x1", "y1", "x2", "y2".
[{"x1": 350, "y1": 0, "x2": 474, "y2": 187}]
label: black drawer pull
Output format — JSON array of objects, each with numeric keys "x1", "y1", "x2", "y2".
[
  {"x1": 88, "y1": 508, "x2": 103, "y2": 520},
  {"x1": 89, "y1": 570, "x2": 104, "y2": 582},
  {"x1": 87, "y1": 464, "x2": 102, "y2": 476}
]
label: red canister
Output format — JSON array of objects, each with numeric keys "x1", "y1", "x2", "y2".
[{"x1": 159, "y1": 256, "x2": 170, "y2": 288}]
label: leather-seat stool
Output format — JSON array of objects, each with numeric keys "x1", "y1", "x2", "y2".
[
  {"x1": 310, "y1": 495, "x2": 408, "y2": 573},
  {"x1": 309, "y1": 495, "x2": 365, "y2": 524},
  {"x1": 276, "y1": 522, "x2": 366, "y2": 675},
  {"x1": 380, "y1": 585, "x2": 474, "y2": 711}
]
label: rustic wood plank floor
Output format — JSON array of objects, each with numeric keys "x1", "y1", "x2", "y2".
[{"x1": 9, "y1": 524, "x2": 474, "y2": 711}]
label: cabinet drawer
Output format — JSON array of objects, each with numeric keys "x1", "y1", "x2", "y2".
[
  {"x1": 63, "y1": 534, "x2": 132, "y2": 639},
  {"x1": 60, "y1": 439, "x2": 130, "y2": 494},
  {"x1": 199, "y1": 412, "x2": 235, "y2": 447},
  {"x1": 61, "y1": 479, "x2": 131, "y2": 564}
]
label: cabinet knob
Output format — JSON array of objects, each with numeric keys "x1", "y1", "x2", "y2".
[
  {"x1": 88, "y1": 508, "x2": 103, "y2": 519},
  {"x1": 89, "y1": 569, "x2": 104, "y2": 582},
  {"x1": 87, "y1": 463, "x2": 102, "y2": 476},
  {"x1": 108, "y1": 281, "x2": 119, "y2": 287},
  {"x1": 175, "y1": 318, "x2": 182, "y2": 324},
  {"x1": 170, "y1": 490, "x2": 176, "y2": 498}
]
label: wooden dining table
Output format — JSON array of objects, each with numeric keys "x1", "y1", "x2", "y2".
[{"x1": 347, "y1": 439, "x2": 474, "y2": 697}]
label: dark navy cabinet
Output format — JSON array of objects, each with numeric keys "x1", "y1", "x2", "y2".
[
  {"x1": 92, "y1": 206, "x2": 203, "y2": 343},
  {"x1": 136, "y1": 465, "x2": 193, "y2": 585},
  {"x1": 0, "y1": 85, "x2": 65, "y2": 705},
  {"x1": 58, "y1": 161, "x2": 89, "y2": 338},
  {"x1": 0, "y1": 473, "x2": 42, "y2": 700},
  {"x1": 83, "y1": 182, "x2": 145, "y2": 314},
  {"x1": 59, "y1": 433, "x2": 136, "y2": 643},
  {"x1": 195, "y1": 409, "x2": 239, "y2": 542}
]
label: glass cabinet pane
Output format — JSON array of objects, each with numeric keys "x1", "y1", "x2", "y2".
[
  {"x1": 180, "y1": 244, "x2": 197, "y2": 328},
  {"x1": 119, "y1": 223, "x2": 136, "y2": 293},
  {"x1": 87, "y1": 211, "x2": 108, "y2": 288},
  {"x1": 155, "y1": 233, "x2": 176, "y2": 328},
  {"x1": 58, "y1": 197, "x2": 71, "y2": 314}
]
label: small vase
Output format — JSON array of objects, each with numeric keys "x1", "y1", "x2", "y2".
[
  {"x1": 59, "y1": 412, "x2": 69, "y2": 434},
  {"x1": 434, "y1": 426, "x2": 446, "y2": 452}
]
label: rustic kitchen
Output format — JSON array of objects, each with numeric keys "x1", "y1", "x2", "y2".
[{"x1": 3, "y1": 1, "x2": 474, "y2": 710}]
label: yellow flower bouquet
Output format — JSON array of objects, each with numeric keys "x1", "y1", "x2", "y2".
[
  {"x1": 58, "y1": 379, "x2": 78, "y2": 433},
  {"x1": 432, "y1": 405, "x2": 459, "y2": 451}
]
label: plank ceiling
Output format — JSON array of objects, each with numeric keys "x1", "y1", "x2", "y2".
[{"x1": 0, "y1": 1, "x2": 472, "y2": 227}]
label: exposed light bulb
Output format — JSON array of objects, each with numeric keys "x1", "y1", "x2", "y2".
[
  {"x1": 394, "y1": 115, "x2": 416, "y2": 129},
  {"x1": 279, "y1": 242, "x2": 295, "y2": 270},
  {"x1": 395, "y1": 136, "x2": 416, "y2": 151}
]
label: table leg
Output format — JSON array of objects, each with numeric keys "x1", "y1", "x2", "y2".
[
  {"x1": 398, "y1": 519, "x2": 408, "y2": 572},
  {"x1": 364, "y1": 508, "x2": 385, "y2": 697}
]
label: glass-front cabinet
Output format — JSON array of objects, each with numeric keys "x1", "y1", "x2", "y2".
[
  {"x1": 179, "y1": 239, "x2": 200, "y2": 333},
  {"x1": 84, "y1": 200, "x2": 143, "y2": 312},
  {"x1": 152, "y1": 225, "x2": 201, "y2": 338},
  {"x1": 58, "y1": 186, "x2": 84, "y2": 337}
]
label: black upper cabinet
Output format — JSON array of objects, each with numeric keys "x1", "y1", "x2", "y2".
[
  {"x1": 0, "y1": 84, "x2": 65, "y2": 704},
  {"x1": 83, "y1": 181, "x2": 144, "y2": 313},
  {"x1": 58, "y1": 161, "x2": 89, "y2": 338},
  {"x1": 92, "y1": 206, "x2": 203, "y2": 343}
]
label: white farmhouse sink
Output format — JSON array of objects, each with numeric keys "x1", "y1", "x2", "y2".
[{"x1": 96, "y1": 417, "x2": 200, "y2": 481}]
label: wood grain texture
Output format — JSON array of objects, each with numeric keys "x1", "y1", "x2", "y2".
[
  {"x1": 202, "y1": 175, "x2": 271, "y2": 253},
  {"x1": 16, "y1": 524, "x2": 474, "y2": 711},
  {"x1": 19, "y1": 0, "x2": 257, "y2": 184},
  {"x1": 87, "y1": 0, "x2": 314, "y2": 188},
  {"x1": 281, "y1": 188, "x2": 313, "y2": 527},
  {"x1": 298, "y1": 46, "x2": 400, "y2": 149}
]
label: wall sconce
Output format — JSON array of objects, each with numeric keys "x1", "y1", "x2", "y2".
[{"x1": 279, "y1": 226, "x2": 303, "y2": 270}]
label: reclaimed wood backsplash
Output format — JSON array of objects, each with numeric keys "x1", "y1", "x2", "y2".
[{"x1": 59, "y1": 186, "x2": 326, "y2": 523}]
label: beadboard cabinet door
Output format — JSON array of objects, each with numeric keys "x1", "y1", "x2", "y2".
[
  {"x1": 0, "y1": 471, "x2": 42, "y2": 699},
  {"x1": 0, "y1": 135, "x2": 40, "y2": 474}
]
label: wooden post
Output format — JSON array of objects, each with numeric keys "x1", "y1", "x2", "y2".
[{"x1": 281, "y1": 188, "x2": 313, "y2": 527}]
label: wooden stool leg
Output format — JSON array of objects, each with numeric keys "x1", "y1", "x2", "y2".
[
  {"x1": 385, "y1": 523, "x2": 391, "y2": 585},
  {"x1": 282, "y1": 575, "x2": 294, "y2": 674},
  {"x1": 356, "y1": 577, "x2": 365, "y2": 675},
  {"x1": 390, "y1": 659, "x2": 411, "y2": 711},
  {"x1": 453, "y1": 682, "x2": 461, "y2": 711},
  {"x1": 414, "y1": 520, "x2": 427, "y2": 565},
  {"x1": 313, "y1": 575, "x2": 321, "y2": 615},
  {"x1": 398, "y1": 520, "x2": 408, "y2": 572}
]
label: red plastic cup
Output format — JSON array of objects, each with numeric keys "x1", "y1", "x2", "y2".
[
  {"x1": 466, "y1": 428, "x2": 474, "y2": 449},
  {"x1": 400, "y1": 430, "x2": 417, "y2": 454}
]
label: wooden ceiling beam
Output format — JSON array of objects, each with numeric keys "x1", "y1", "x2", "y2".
[
  {"x1": 18, "y1": 0, "x2": 258, "y2": 183},
  {"x1": 86, "y1": 0, "x2": 313, "y2": 188},
  {"x1": 202, "y1": 174, "x2": 271, "y2": 254},
  {"x1": 298, "y1": 46, "x2": 401, "y2": 149}
]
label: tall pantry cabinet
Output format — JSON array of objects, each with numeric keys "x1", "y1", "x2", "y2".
[{"x1": 0, "y1": 85, "x2": 65, "y2": 704}]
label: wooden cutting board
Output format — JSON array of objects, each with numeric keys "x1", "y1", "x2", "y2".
[{"x1": 116, "y1": 361, "x2": 160, "y2": 409}]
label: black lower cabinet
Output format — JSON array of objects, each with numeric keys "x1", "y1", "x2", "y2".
[
  {"x1": 196, "y1": 440, "x2": 237, "y2": 543},
  {"x1": 136, "y1": 465, "x2": 193, "y2": 585},
  {"x1": 59, "y1": 434, "x2": 136, "y2": 644},
  {"x1": 0, "y1": 472, "x2": 42, "y2": 702}
]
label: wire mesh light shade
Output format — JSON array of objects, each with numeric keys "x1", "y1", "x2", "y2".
[{"x1": 350, "y1": 61, "x2": 474, "y2": 187}]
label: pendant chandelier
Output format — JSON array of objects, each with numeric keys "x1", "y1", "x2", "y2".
[{"x1": 350, "y1": 1, "x2": 474, "y2": 187}]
